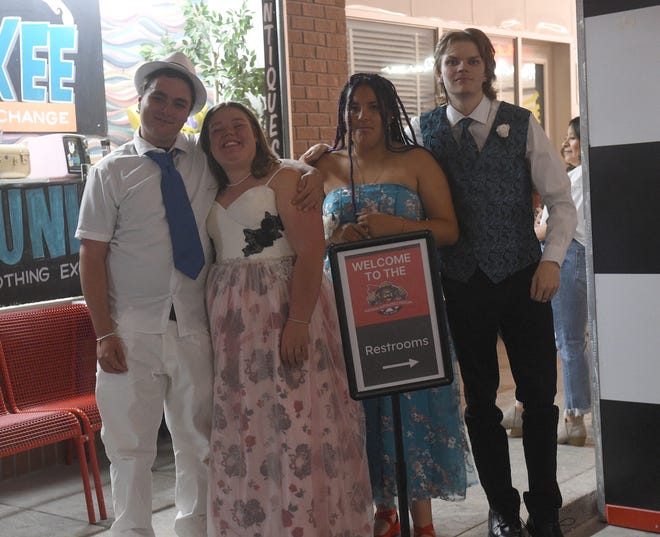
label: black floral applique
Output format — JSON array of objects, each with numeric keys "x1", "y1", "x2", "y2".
[{"x1": 242, "y1": 211, "x2": 284, "y2": 257}]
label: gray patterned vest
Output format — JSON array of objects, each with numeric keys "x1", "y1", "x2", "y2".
[{"x1": 421, "y1": 102, "x2": 541, "y2": 283}]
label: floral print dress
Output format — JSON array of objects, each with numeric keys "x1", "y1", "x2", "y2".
[
  {"x1": 323, "y1": 183, "x2": 474, "y2": 506},
  {"x1": 206, "y1": 179, "x2": 373, "y2": 537}
]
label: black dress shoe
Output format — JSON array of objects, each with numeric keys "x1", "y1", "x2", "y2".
[
  {"x1": 526, "y1": 517, "x2": 564, "y2": 537},
  {"x1": 488, "y1": 509, "x2": 523, "y2": 537}
]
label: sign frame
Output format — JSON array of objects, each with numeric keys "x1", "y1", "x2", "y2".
[{"x1": 328, "y1": 231, "x2": 453, "y2": 400}]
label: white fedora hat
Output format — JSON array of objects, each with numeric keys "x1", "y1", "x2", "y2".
[{"x1": 134, "y1": 51, "x2": 208, "y2": 115}]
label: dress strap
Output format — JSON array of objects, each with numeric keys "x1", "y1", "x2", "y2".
[{"x1": 265, "y1": 165, "x2": 290, "y2": 186}]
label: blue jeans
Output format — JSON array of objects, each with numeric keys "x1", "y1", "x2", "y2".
[{"x1": 552, "y1": 240, "x2": 591, "y2": 415}]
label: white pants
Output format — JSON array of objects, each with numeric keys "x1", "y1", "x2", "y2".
[{"x1": 96, "y1": 322, "x2": 213, "y2": 537}]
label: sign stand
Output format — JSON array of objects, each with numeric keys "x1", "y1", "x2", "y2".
[
  {"x1": 328, "y1": 231, "x2": 455, "y2": 537},
  {"x1": 392, "y1": 393, "x2": 410, "y2": 537}
]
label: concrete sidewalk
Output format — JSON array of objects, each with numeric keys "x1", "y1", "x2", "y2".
[
  {"x1": 0, "y1": 424, "x2": 608, "y2": 537},
  {"x1": 431, "y1": 352, "x2": 599, "y2": 537},
  {"x1": 0, "y1": 347, "x2": 651, "y2": 537}
]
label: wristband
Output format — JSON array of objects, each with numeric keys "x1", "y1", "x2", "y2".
[
  {"x1": 288, "y1": 317, "x2": 309, "y2": 326},
  {"x1": 96, "y1": 331, "x2": 116, "y2": 343}
]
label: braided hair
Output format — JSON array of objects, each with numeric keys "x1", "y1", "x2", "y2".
[
  {"x1": 332, "y1": 72, "x2": 418, "y2": 152},
  {"x1": 331, "y1": 73, "x2": 419, "y2": 213}
]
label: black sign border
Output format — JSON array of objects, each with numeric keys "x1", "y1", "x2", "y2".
[{"x1": 328, "y1": 230, "x2": 453, "y2": 400}]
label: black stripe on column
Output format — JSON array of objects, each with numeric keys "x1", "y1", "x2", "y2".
[
  {"x1": 589, "y1": 141, "x2": 660, "y2": 274},
  {"x1": 600, "y1": 399, "x2": 660, "y2": 510},
  {"x1": 584, "y1": 0, "x2": 660, "y2": 18}
]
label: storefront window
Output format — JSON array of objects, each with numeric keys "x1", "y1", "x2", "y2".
[
  {"x1": 521, "y1": 62, "x2": 545, "y2": 128},
  {"x1": 491, "y1": 36, "x2": 516, "y2": 105},
  {"x1": 99, "y1": 0, "x2": 271, "y2": 147},
  {"x1": 347, "y1": 19, "x2": 436, "y2": 117}
]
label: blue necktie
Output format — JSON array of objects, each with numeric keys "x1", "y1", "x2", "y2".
[{"x1": 147, "y1": 151, "x2": 205, "y2": 279}]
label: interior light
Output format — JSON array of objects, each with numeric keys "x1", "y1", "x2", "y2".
[{"x1": 536, "y1": 22, "x2": 569, "y2": 34}]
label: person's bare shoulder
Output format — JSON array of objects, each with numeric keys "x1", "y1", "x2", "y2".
[
  {"x1": 271, "y1": 163, "x2": 302, "y2": 185},
  {"x1": 404, "y1": 146, "x2": 436, "y2": 162},
  {"x1": 317, "y1": 148, "x2": 347, "y2": 167},
  {"x1": 316, "y1": 149, "x2": 350, "y2": 182}
]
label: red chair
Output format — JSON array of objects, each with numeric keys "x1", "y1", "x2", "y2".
[
  {"x1": 0, "y1": 304, "x2": 106, "y2": 522},
  {"x1": 0, "y1": 383, "x2": 98, "y2": 522}
]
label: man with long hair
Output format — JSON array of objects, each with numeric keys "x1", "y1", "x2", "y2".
[{"x1": 410, "y1": 28, "x2": 576, "y2": 537}]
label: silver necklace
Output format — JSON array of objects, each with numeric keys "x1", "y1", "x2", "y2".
[
  {"x1": 353, "y1": 154, "x2": 385, "y2": 185},
  {"x1": 227, "y1": 172, "x2": 252, "y2": 187}
]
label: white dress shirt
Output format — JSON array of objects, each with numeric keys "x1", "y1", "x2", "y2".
[
  {"x1": 410, "y1": 96, "x2": 576, "y2": 266},
  {"x1": 75, "y1": 131, "x2": 218, "y2": 336},
  {"x1": 540, "y1": 164, "x2": 585, "y2": 246}
]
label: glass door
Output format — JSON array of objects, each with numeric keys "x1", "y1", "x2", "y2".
[{"x1": 521, "y1": 41, "x2": 552, "y2": 134}]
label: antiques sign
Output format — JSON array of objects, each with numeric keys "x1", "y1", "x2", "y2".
[{"x1": 262, "y1": 0, "x2": 285, "y2": 156}]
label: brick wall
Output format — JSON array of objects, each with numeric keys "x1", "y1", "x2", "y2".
[{"x1": 286, "y1": 0, "x2": 348, "y2": 157}]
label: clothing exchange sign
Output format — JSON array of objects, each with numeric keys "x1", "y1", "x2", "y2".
[
  {"x1": 0, "y1": 0, "x2": 106, "y2": 135},
  {"x1": 0, "y1": 182, "x2": 83, "y2": 307}
]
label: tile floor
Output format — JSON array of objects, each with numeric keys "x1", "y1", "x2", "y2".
[{"x1": 0, "y1": 346, "x2": 655, "y2": 537}]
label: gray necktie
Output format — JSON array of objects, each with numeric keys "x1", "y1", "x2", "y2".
[{"x1": 459, "y1": 117, "x2": 478, "y2": 162}]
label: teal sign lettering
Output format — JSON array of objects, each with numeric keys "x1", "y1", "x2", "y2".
[
  {"x1": 0, "y1": 1, "x2": 106, "y2": 135},
  {"x1": 0, "y1": 182, "x2": 82, "y2": 306},
  {"x1": 0, "y1": 17, "x2": 77, "y2": 104},
  {"x1": 0, "y1": 183, "x2": 80, "y2": 266}
]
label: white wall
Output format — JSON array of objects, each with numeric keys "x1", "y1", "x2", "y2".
[{"x1": 346, "y1": 0, "x2": 577, "y2": 38}]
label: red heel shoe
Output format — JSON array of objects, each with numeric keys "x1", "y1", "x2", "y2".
[
  {"x1": 413, "y1": 523, "x2": 436, "y2": 537},
  {"x1": 374, "y1": 508, "x2": 400, "y2": 537}
]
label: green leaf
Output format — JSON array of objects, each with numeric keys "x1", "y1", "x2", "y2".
[{"x1": 139, "y1": 0, "x2": 265, "y2": 113}]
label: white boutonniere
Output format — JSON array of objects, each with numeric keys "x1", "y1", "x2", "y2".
[{"x1": 496, "y1": 124, "x2": 510, "y2": 138}]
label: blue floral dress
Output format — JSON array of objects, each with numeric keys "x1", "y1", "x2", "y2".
[
  {"x1": 206, "y1": 181, "x2": 373, "y2": 537},
  {"x1": 323, "y1": 183, "x2": 473, "y2": 505}
]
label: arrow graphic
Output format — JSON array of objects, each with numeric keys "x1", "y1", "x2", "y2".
[{"x1": 383, "y1": 358, "x2": 419, "y2": 370}]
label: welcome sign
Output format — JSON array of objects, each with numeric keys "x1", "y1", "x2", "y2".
[
  {"x1": 328, "y1": 231, "x2": 453, "y2": 399},
  {"x1": 0, "y1": 0, "x2": 106, "y2": 135}
]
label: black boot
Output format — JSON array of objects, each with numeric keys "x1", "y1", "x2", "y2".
[
  {"x1": 526, "y1": 516, "x2": 564, "y2": 537},
  {"x1": 488, "y1": 510, "x2": 524, "y2": 537}
]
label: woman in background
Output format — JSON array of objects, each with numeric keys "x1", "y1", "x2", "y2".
[{"x1": 535, "y1": 116, "x2": 591, "y2": 446}]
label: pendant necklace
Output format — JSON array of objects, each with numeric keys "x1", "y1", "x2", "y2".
[
  {"x1": 227, "y1": 171, "x2": 252, "y2": 187},
  {"x1": 353, "y1": 155, "x2": 385, "y2": 185}
]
